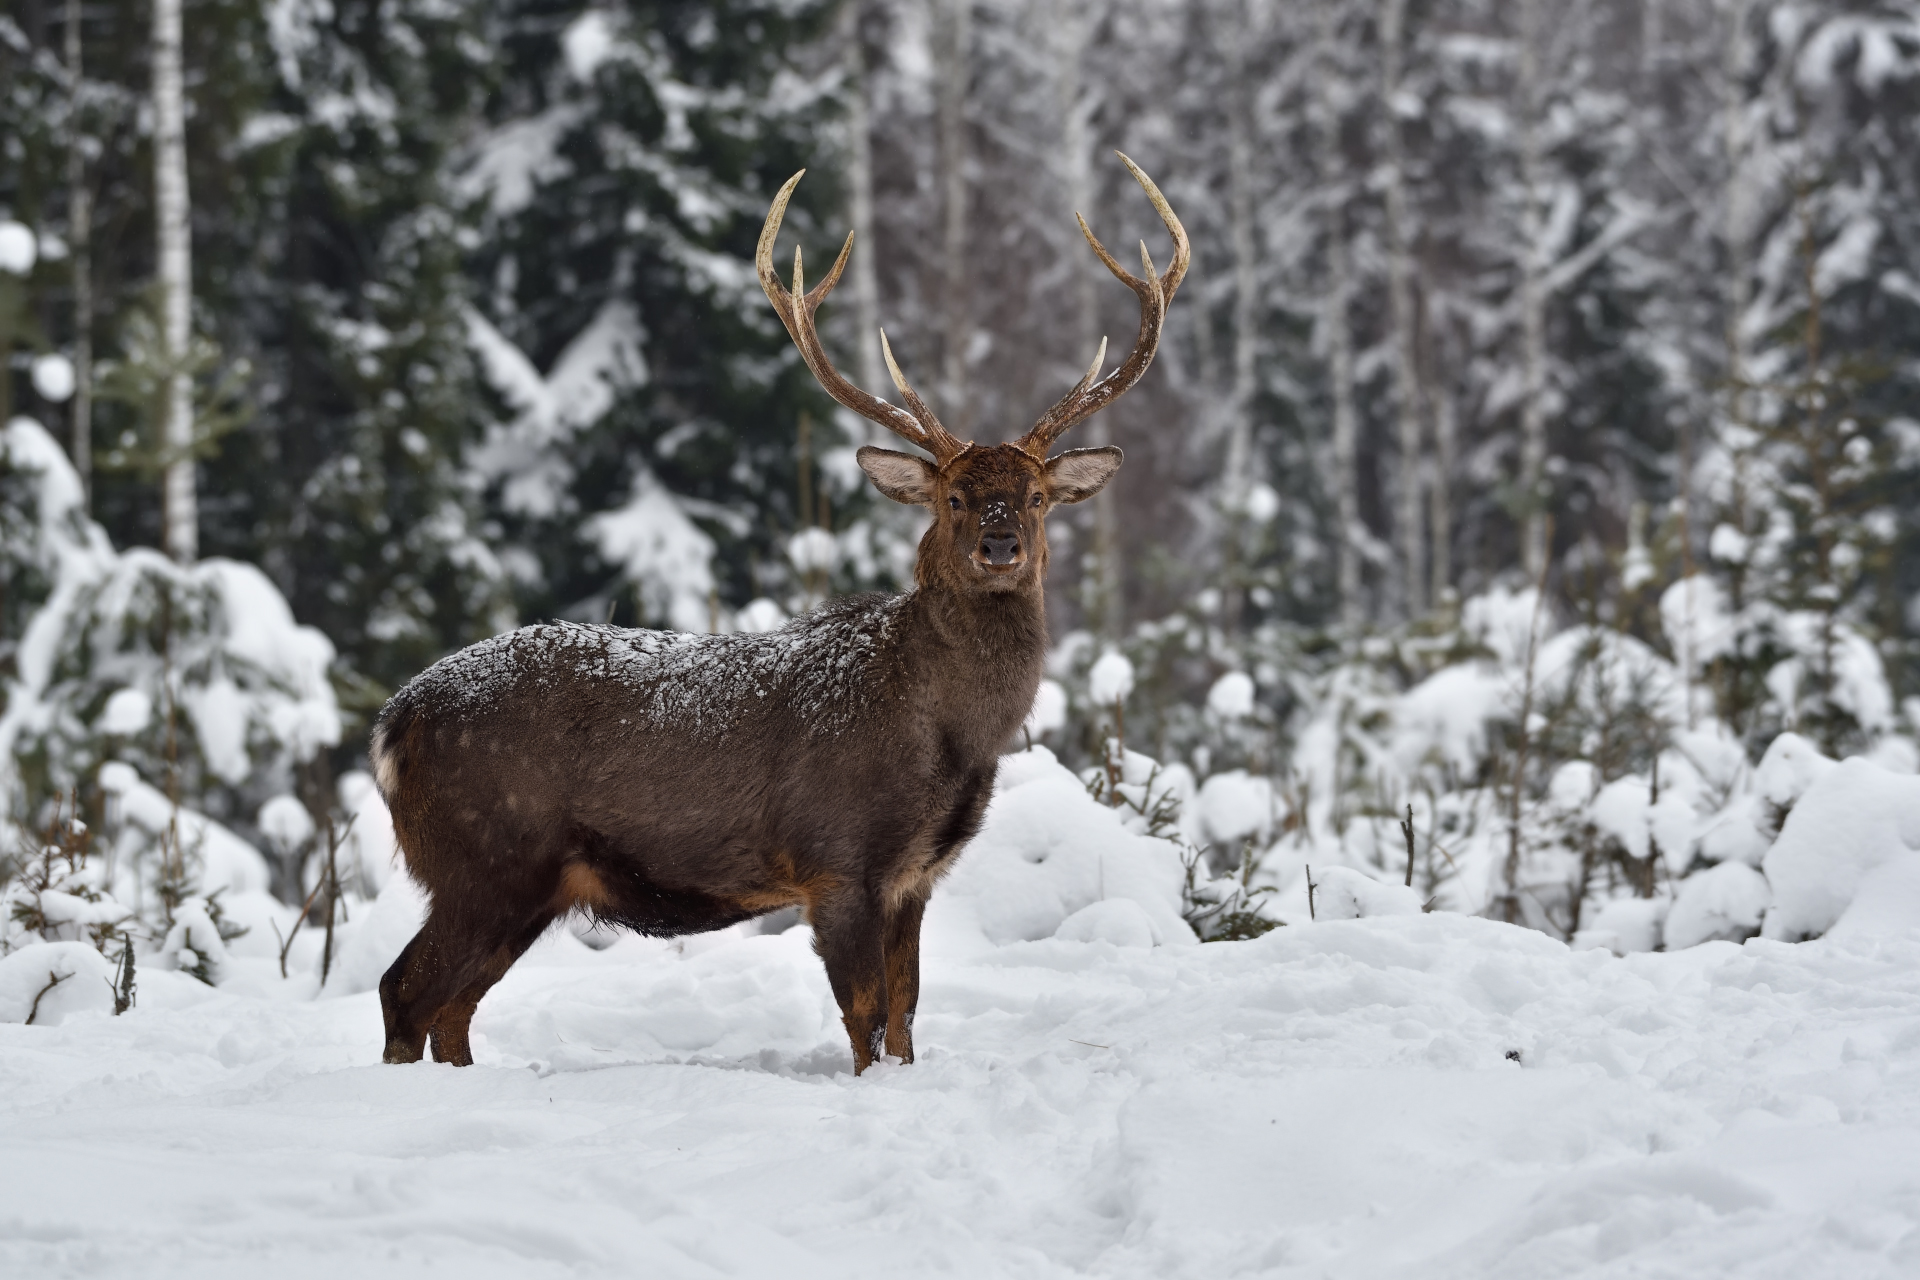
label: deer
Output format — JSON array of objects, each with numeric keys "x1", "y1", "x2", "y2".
[{"x1": 368, "y1": 153, "x2": 1187, "y2": 1074}]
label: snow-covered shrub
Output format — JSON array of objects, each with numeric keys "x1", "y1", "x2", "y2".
[
  {"x1": 1034, "y1": 567, "x2": 1920, "y2": 953},
  {"x1": 1, "y1": 416, "x2": 341, "y2": 836},
  {"x1": 1761, "y1": 757, "x2": 1920, "y2": 942},
  {"x1": 934, "y1": 746, "x2": 1197, "y2": 948}
]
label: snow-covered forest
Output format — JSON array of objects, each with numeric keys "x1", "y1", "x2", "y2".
[{"x1": 5, "y1": 2, "x2": 1920, "y2": 1275}]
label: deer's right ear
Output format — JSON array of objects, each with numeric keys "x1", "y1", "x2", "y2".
[{"x1": 857, "y1": 446, "x2": 939, "y2": 505}]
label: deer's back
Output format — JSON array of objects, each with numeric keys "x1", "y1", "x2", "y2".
[{"x1": 368, "y1": 595, "x2": 971, "y2": 914}]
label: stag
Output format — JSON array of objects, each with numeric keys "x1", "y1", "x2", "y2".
[{"x1": 369, "y1": 154, "x2": 1187, "y2": 1073}]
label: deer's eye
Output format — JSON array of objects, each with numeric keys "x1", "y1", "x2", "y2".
[
  {"x1": 1031, "y1": 492, "x2": 1044, "y2": 508},
  {"x1": 949, "y1": 495, "x2": 963, "y2": 511}
]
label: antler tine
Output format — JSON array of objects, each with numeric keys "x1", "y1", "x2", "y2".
[
  {"x1": 1030, "y1": 336, "x2": 1109, "y2": 430},
  {"x1": 758, "y1": 171, "x2": 967, "y2": 462},
  {"x1": 1019, "y1": 154, "x2": 1190, "y2": 459}
]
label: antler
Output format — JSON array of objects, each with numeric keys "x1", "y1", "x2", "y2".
[
  {"x1": 758, "y1": 172, "x2": 968, "y2": 464},
  {"x1": 1018, "y1": 153, "x2": 1190, "y2": 459}
]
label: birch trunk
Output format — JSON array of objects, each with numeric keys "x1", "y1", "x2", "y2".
[
  {"x1": 153, "y1": 0, "x2": 195, "y2": 563},
  {"x1": 66, "y1": 0, "x2": 93, "y2": 510},
  {"x1": 1381, "y1": 0, "x2": 1424, "y2": 617},
  {"x1": 1317, "y1": 4, "x2": 1361, "y2": 629},
  {"x1": 934, "y1": 0, "x2": 971, "y2": 429},
  {"x1": 1516, "y1": 0, "x2": 1548, "y2": 581}
]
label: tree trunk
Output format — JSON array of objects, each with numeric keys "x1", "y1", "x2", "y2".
[
  {"x1": 843, "y1": 3, "x2": 884, "y2": 419},
  {"x1": 1516, "y1": 0, "x2": 1548, "y2": 581},
  {"x1": 66, "y1": 0, "x2": 92, "y2": 511},
  {"x1": 1050, "y1": 0, "x2": 1122, "y2": 638},
  {"x1": 934, "y1": 0, "x2": 971, "y2": 430},
  {"x1": 1317, "y1": 4, "x2": 1361, "y2": 629},
  {"x1": 1429, "y1": 366, "x2": 1456, "y2": 610},
  {"x1": 1381, "y1": 0, "x2": 1424, "y2": 617},
  {"x1": 1220, "y1": 0, "x2": 1260, "y2": 635},
  {"x1": 1704, "y1": 0, "x2": 1760, "y2": 732},
  {"x1": 153, "y1": 0, "x2": 195, "y2": 563}
]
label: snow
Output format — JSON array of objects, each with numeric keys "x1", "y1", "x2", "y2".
[
  {"x1": 1088, "y1": 648, "x2": 1135, "y2": 705},
  {"x1": 468, "y1": 300, "x2": 650, "y2": 518},
  {"x1": 1310, "y1": 865, "x2": 1424, "y2": 919},
  {"x1": 96, "y1": 687, "x2": 153, "y2": 736},
  {"x1": 1661, "y1": 575, "x2": 1737, "y2": 665},
  {"x1": 1024, "y1": 677, "x2": 1068, "y2": 738},
  {"x1": 1054, "y1": 897, "x2": 1157, "y2": 946},
  {"x1": 97, "y1": 761, "x2": 275, "y2": 899},
  {"x1": 1575, "y1": 897, "x2": 1670, "y2": 955},
  {"x1": 1754, "y1": 731, "x2": 1838, "y2": 808},
  {"x1": 562, "y1": 8, "x2": 622, "y2": 82},
  {"x1": 8, "y1": 909, "x2": 1920, "y2": 1276},
  {"x1": 30, "y1": 352, "x2": 75, "y2": 402},
  {"x1": 934, "y1": 747, "x2": 1195, "y2": 948},
  {"x1": 1192, "y1": 769, "x2": 1275, "y2": 848},
  {"x1": 1762, "y1": 756, "x2": 1920, "y2": 942},
  {"x1": 786, "y1": 526, "x2": 839, "y2": 574},
  {"x1": 0, "y1": 941, "x2": 116, "y2": 1024},
  {"x1": 258, "y1": 794, "x2": 316, "y2": 856},
  {"x1": 586, "y1": 468, "x2": 718, "y2": 634},
  {"x1": 1205, "y1": 669, "x2": 1256, "y2": 719},
  {"x1": 0, "y1": 219, "x2": 36, "y2": 273},
  {"x1": 1665, "y1": 862, "x2": 1772, "y2": 950}
]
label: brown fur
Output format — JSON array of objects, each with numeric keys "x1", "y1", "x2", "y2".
[{"x1": 370, "y1": 441, "x2": 1120, "y2": 1074}]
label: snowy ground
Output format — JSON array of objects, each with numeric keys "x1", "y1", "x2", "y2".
[{"x1": 5, "y1": 910, "x2": 1919, "y2": 1278}]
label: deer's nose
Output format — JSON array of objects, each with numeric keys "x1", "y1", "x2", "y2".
[{"x1": 980, "y1": 532, "x2": 1021, "y2": 564}]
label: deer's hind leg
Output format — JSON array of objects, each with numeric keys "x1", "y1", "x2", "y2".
[
  {"x1": 426, "y1": 910, "x2": 556, "y2": 1066},
  {"x1": 379, "y1": 904, "x2": 553, "y2": 1065}
]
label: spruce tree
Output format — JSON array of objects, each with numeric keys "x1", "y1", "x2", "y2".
[{"x1": 461, "y1": 0, "x2": 848, "y2": 628}]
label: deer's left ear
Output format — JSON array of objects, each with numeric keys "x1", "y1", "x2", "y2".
[{"x1": 1045, "y1": 446, "x2": 1123, "y2": 504}]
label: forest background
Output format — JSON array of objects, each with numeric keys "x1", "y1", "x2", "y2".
[{"x1": 4, "y1": 0, "x2": 1920, "y2": 958}]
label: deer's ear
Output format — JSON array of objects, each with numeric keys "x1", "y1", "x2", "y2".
[
  {"x1": 1045, "y1": 446, "x2": 1123, "y2": 504},
  {"x1": 857, "y1": 446, "x2": 939, "y2": 505}
]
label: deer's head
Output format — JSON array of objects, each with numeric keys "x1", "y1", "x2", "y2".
[{"x1": 757, "y1": 155, "x2": 1188, "y2": 595}]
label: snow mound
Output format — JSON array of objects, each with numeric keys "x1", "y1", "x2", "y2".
[
  {"x1": 1311, "y1": 866, "x2": 1424, "y2": 920},
  {"x1": 924, "y1": 747, "x2": 1196, "y2": 948},
  {"x1": 10, "y1": 910, "x2": 1920, "y2": 1276},
  {"x1": 1763, "y1": 756, "x2": 1920, "y2": 941},
  {"x1": 0, "y1": 941, "x2": 116, "y2": 1025},
  {"x1": 1054, "y1": 898, "x2": 1156, "y2": 947},
  {"x1": 1573, "y1": 897, "x2": 1670, "y2": 955},
  {"x1": 1665, "y1": 861, "x2": 1771, "y2": 949}
]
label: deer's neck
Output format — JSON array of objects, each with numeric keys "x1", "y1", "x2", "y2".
[{"x1": 902, "y1": 584, "x2": 1049, "y2": 759}]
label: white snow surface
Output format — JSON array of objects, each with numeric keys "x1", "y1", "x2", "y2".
[
  {"x1": 8, "y1": 907, "x2": 1920, "y2": 1277},
  {"x1": 8, "y1": 749, "x2": 1920, "y2": 1275}
]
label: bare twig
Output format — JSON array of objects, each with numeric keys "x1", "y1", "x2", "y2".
[
  {"x1": 25, "y1": 970, "x2": 69, "y2": 1026},
  {"x1": 112, "y1": 936, "x2": 136, "y2": 1014},
  {"x1": 1500, "y1": 525, "x2": 1554, "y2": 924},
  {"x1": 1305, "y1": 864, "x2": 1318, "y2": 921},
  {"x1": 1399, "y1": 803, "x2": 1416, "y2": 888},
  {"x1": 318, "y1": 811, "x2": 354, "y2": 987}
]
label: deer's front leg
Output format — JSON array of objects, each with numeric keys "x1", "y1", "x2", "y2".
[
  {"x1": 882, "y1": 892, "x2": 927, "y2": 1064},
  {"x1": 812, "y1": 889, "x2": 889, "y2": 1074}
]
